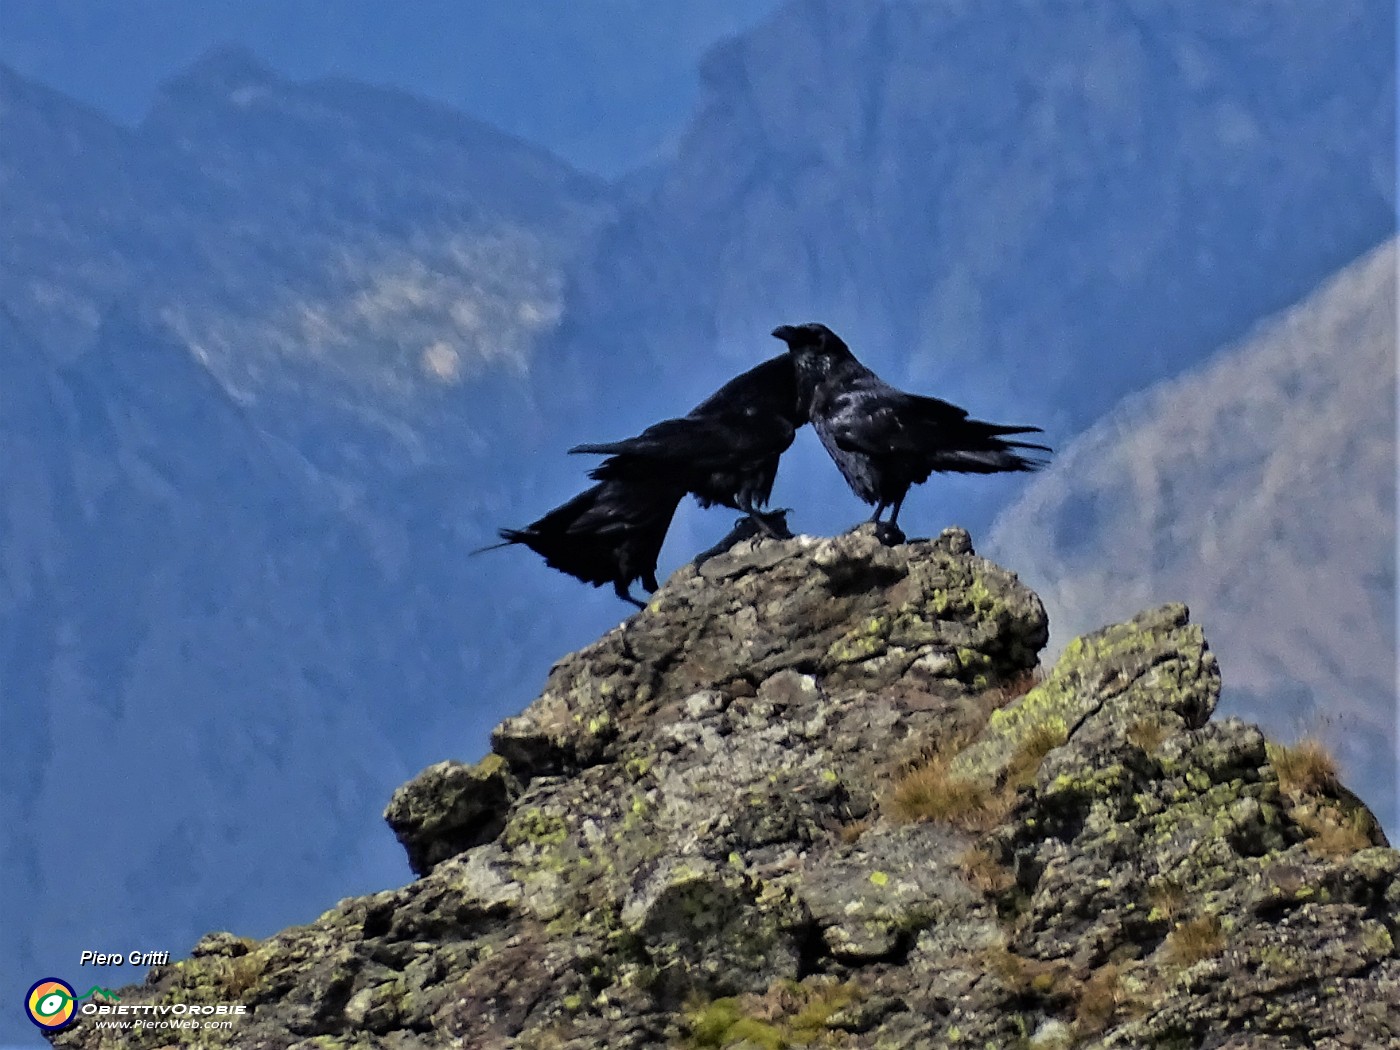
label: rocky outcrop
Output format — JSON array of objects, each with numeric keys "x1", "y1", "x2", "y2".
[
  {"x1": 51, "y1": 529, "x2": 1396, "y2": 1049},
  {"x1": 987, "y1": 239, "x2": 1398, "y2": 835}
]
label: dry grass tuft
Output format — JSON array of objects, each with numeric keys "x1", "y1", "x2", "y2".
[
  {"x1": 982, "y1": 946, "x2": 1078, "y2": 1001},
  {"x1": 1126, "y1": 718, "x2": 1170, "y2": 755},
  {"x1": 884, "y1": 667, "x2": 1057, "y2": 833},
  {"x1": 1268, "y1": 738, "x2": 1339, "y2": 796},
  {"x1": 1004, "y1": 720, "x2": 1069, "y2": 790},
  {"x1": 1074, "y1": 963, "x2": 1124, "y2": 1034},
  {"x1": 1303, "y1": 810, "x2": 1374, "y2": 858},
  {"x1": 1162, "y1": 914, "x2": 1225, "y2": 968},
  {"x1": 837, "y1": 816, "x2": 873, "y2": 845},
  {"x1": 887, "y1": 714, "x2": 1063, "y2": 830},
  {"x1": 1267, "y1": 736, "x2": 1376, "y2": 857},
  {"x1": 957, "y1": 847, "x2": 1015, "y2": 895},
  {"x1": 981, "y1": 945, "x2": 1040, "y2": 994},
  {"x1": 997, "y1": 666, "x2": 1044, "y2": 703},
  {"x1": 224, "y1": 952, "x2": 267, "y2": 998},
  {"x1": 1145, "y1": 878, "x2": 1186, "y2": 923},
  {"x1": 980, "y1": 947, "x2": 1126, "y2": 1031},
  {"x1": 888, "y1": 754, "x2": 1010, "y2": 830}
]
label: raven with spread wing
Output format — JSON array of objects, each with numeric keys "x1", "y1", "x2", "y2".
[
  {"x1": 477, "y1": 477, "x2": 684, "y2": 607},
  {"x1": 772, "y1": 322, "x2": 1049, "y2": 543},
  {"x1": 569, "y1": 354, "x2": 805, "y2": 538}
]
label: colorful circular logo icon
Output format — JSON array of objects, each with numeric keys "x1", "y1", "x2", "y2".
[{"x1": 26, "y1": 978, "x2": 77, "y2": 1030}]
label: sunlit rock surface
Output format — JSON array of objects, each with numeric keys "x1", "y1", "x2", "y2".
[{"x1": 52, "y1": 529, "x2": 1397, "y2": 1049}]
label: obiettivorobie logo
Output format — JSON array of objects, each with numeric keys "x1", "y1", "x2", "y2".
[
  {"x1": 25, "y1": 979, "x2": 120, "y2": 1030},
  {"x1": 24, "y1": 977, "x2": 248, "y2": 1034}
]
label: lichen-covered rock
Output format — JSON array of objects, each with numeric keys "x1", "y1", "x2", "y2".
[
  {"x1": 49, "y1": 529, "x2": 1397, "y2": 1050},
  {"x1": 952, "y1": 602, "x2": 1219, "y2": 788},
  {"x1": 799, "y1": 824, "x2": 986, "y2": 964},
  {"x1": 384, "y1": 755, "x2": 518, "y2": 875}
]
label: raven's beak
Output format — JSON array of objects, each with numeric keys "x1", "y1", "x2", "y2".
[{"x1": 771, "y1": 325, "x2": 797, "y2": 343}]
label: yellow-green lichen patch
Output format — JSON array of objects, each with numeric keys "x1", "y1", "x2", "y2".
[
  {"x1": 623, "y1": 754, "x2": 654, "y2": 781},
  {"x1": 505, "y1": 807, "x2": 570, "y2": 849},
  {"x1": 950, "y1": 604, "x2": 1217, "y2": 793},
  {"x1": 824, "y1": 620, "x2": 889, "y2": 666},
  {"x1": 684, "y1": 979, "x2": 863, "y2": 1049},
  {"x1": 950, "y1": 671, "x2": 1077, "y2": 787}
]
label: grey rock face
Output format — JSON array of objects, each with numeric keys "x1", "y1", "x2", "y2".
[
  {"x1": 49, "y1": 531, "x2": 1397, "y2": 1049},
  {"x1": 384, "y1": 757, "x2": 520, "y2": 877}
]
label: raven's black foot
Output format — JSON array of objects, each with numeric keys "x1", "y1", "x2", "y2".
[
  {"x1": 694, "y1": 521, "x2": 759, "y2": 566},
  {"x1": 750, "y1": 508, "x2": 793, "y2": 540},
  {"x1": 614, "y1": 584, "x2": 647, "y2": 609},
  {"x1": 872, "y1": 521, "x2": 906, "y2": 547}
]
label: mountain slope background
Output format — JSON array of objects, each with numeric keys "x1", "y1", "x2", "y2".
[
  {"x1": 0, "y1": 1, "x2": 1394, "y2": 1044},
  {"x1": 0, "y1": 0, "x2": 785, "y2": 176},
  {"x1": 557, "y1": 0, "x2": 1393, "y2": 439},
  {"x1": 987, "y1": 239, "x2": 1398, "y2": 832},
  {"x1": 0, "y1": 54, "x2": 630, "y2": 1041}
]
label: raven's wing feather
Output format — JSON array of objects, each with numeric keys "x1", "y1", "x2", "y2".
[
  {"x1": 573, "y1": 354, "x2": 800, "y2": 464},
  {"x1": 829, "y1": 387, "x2": 970, "y2": 454},
  {"x1": 903, "y1": 391, "x2": 971, "y2": 423},
  {"x1": 563, "y1": 484, "x2": 678, "y2": 535},
  {"x1": 573, "y1": 410, "x2": 796, "y2": 472},
  {"x1": 825, "y1": 389, "x2": 915, "y2": 454},
  {"x1": 831, "y1": 389, "x2": 1047, "y2": 455},
  {"x1": 689, "y1": 354, "x2": 799, "y2": 420}
]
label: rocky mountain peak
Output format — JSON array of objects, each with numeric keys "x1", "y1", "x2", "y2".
[
  {"x1": 51, "y1": 529, "x2": 1397, "y2": 1049},
  {"x1": 151, "y1": 44, "x2": 282, "y2": 105}
]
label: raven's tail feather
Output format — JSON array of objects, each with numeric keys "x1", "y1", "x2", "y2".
[
  {"x1": 1003, "y1": 439, "x2": 1053, "y2": 453},
  {"x1": 980, "y1": 422, "x2": 1044, "y2": 438},
  {"x1": 972, "y1": 422, "x2": 1051, "y2": 453},
  {"x1": 934, "y1": 448, "x2": 1049, "y2": 474},
  {"x1": 469, "y1": 530, "x2": 527, "y2": 556},
  {"x1": 569, "y1": 441, "x2": 627, "y2": 456}
]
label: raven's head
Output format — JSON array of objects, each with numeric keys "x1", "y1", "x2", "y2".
[
  {"x1": 772, "y1": 322, "x2": 851, "y2": 370},
  {"x1": 772, "y1": 323, "x2": 850, "y2": 406},
  {"x1": 772, "y1": 322, "x2": 839, "y2": 351}
]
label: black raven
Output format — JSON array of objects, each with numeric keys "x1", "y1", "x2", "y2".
[
  {"x1": 772, "y1": 322, "x2": 1049, "y2": 543},
  {"x1": 476, "y1": 477, "x2": 684, "y2": 607},
  {"x1": 569, "y1": 354, "x2": 804, "y2": 538}
]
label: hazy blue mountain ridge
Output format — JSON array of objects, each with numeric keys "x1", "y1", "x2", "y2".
[
  {"x1": 0, "y1": 56, "x2": 620, "y2": 1038},
  {"x1": 2, "y1": 305, "x2": 406, "y2": 1011},
  {"x1": 558, "y1": 0, "x2": 1393, "y2": 444},
  {"x1": 0, "y1": 0, "x2": 787, "y2": 177},
  {"x1": 2, "y1": 49, "x2": 608, "y2": 426}
]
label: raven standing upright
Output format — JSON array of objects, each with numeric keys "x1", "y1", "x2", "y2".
[
  {"x1": 569, "y1": 354, "x2": 805, "y2": 538},
  {"x1": 772, "y1": 322, "x2": 1049, "y2": 543}
]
